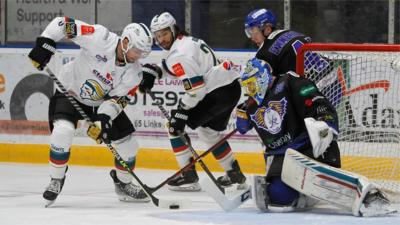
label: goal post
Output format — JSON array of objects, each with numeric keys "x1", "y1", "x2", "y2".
[{"x1": 296, "y1": 43, "x2": 400, "y2": 202}]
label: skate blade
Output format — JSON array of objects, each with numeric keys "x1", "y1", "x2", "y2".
[
  {"x1": 167, "y1": 183, "x2": 201, "y2": 192},
  {"x1": 118, "y1": 195, "x2": 151, "y2": 203},
  {"x1": 361, "y1": 207, "x2": 398, "y2": 217},
  {"x1": 45, "y1": 200, "x2": 55, "y2": 208}
]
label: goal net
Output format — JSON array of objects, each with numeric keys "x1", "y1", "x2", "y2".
[{"x1": 296, "y1": 43, "x2": 400, "y2": 201}]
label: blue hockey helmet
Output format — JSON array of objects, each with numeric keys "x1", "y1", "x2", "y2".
[
  {"x1": 241, "y1": 58, "x2": 273, "y2": 104},
  {"x1": 244, "y1": 9, "x2": 276, "y2": 38}
]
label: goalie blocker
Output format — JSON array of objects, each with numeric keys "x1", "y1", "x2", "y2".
[{"x1": 276, "y1": 149, "x2": 396, "y2": 216}]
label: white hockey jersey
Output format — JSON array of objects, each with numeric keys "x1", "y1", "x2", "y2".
[
  {"x1": 41, "y1": 17, "x2": 142, "y2": 119},
  {"x1": 161, "y1": 35, "x2": 239, "y2": 109}
]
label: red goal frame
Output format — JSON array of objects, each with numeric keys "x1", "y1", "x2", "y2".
[{"x1": 296, "y1": 43, "x2": 400, "y2": 76}]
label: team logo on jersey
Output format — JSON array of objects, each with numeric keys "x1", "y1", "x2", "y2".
[
  {"x1": 81, "y1": 25, "x2": 95, "y2": 35},
  {"x1": 250, "y1": 97, "x2": 287, "y2": 134},
  {"x1": 183, "y1": 79, "x2": 192, "y2": 91},
  {"x1": 92, "y1": 69, "x2": 112, "y2": 86},
  {"x1": 64, "y1": 17, "x2": 77, "y2": 39},
  {"x1": 80, "y1": 79, "x2": 106, "y2": 101},
  {"x1": 172, "y1": 63, "x2": 185, "y2": 77},
  {"x1": 182, "y1": 76, "x2": 205, "y2": 91}
]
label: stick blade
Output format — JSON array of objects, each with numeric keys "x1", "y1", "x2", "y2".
[{"x1": 201, "y1": 178, "x2": 251, "y2": 211}]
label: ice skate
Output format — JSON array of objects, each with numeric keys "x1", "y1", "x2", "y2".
[
  {"x1": 359, "y1": 189, "x2": 397, "y2": 217},
  {"x1": 217, "y1": 160, "x2": 247, "y2": 190},
  {"x1": 43, "y1": 166, "x2": 68, "y2": 207},
  {"x1": 167, "y1": 164, "x2": 200, "y2": 191},
  {"x1": 251, "y1": 175, "x2": 268, "y2": 212},
  {"x1": 110, "y1": 170, "x2": 150, "y2": 202},
  {"x1": 43, "y1": 176, "x2": 66, "y2": 207}
]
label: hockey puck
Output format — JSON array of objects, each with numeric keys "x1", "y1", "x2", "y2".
[{"x1": 169, "y1": 204, "x2": 180, "y2": 209}]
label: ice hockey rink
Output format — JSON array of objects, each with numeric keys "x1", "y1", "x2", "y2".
[{"x1": 1, "y1": 163, "x2": 399, "y2": 225}]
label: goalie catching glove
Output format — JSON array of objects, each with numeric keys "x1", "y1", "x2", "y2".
[
  {"x1": 304, "y1": 117, "x2": 338, "y2": 158},
  {"x1": 138, "y1": 64, "x2": 163, "y2": 93},
  {"x1": 87, "y1": 114, "x2": 112, "y2": 144},
  {"x1": 28, "y1": 37, "x2": 56, "y2": 71}
]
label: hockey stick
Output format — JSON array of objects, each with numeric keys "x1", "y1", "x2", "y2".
[
  {"x1": 202, "y1": 132, "x2": 310, "y2": 211},
  {"x1": 45, "y1": 67, "x2": 189, "y2": 209},
  {"x1": 146, "y1": 91, "x2": 225, "y2": 193},
  {"x1": 200, "y1": 177, "x2": 251, "y2": 211},
  {"x1": 147, "y1": 128, "x2": 237, "y2": 193}
]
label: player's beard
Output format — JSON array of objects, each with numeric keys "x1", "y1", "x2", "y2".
[{"x1": 160, "y1": 39, "x2": 173, "y2": 50}]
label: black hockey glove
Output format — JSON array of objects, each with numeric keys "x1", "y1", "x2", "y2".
[
  {"x1": 139, "y1": 64, "x2": 163, "y2": 94},
  {"x1": 168, "y1": 107, "x2": 189, "y2": 136},
  {"x1": 28, "y1": 37, "x2": 57, "y2": 71},
  {"x1": 87, "y1": 114, "x2": 112, "y2": 144}
]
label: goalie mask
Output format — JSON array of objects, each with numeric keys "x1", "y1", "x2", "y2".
[
  {"x1": 241, "y1": 58, "x2": 273, "y2": 105},
  {"x1": 244, "y1": 8, "x2": 276, "y2": 38},
  {"x1": 121, "y1": 23, "x2": 153, "y2": 63}
]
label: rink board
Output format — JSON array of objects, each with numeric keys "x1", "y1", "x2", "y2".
[
  {"x1": 0, "y1": 143, "x2": 399, "y2": 181},
  {"x1": 0, "y1": 143, "x2": 266, "y2": 174}
]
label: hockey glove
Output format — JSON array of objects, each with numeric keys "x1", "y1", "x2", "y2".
[
  {"x1": 168, "y1": 108, "x2": 189, "y2": 136},
  {"x1": 236, "y1": 103, "x2": 253, "y2": 134},
  {"x1": 139, "y1": 64, "x2": 163, "y2": 93},
  {"x1": 28, "y1": 37, "x2": 57, "y2": 71},
  {"x1": 304, "y1": 117, "x2": 338, "y2": 158},
  {"x1": 87, "y1": 114, "x2": 112, "y2": 144}
]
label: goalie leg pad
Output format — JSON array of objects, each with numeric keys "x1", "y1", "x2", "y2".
[{"x1": 282, "y1": 148, "x2": 395, "y2": 217}]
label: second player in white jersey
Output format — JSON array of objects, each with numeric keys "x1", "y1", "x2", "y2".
[
  {"x1": 28, "y1": 16, "x2": 154, "y2": 206},
  {"x1": 158, "y1": 34, "x2": 239, "y2": 109},
  {"x1": 138, "y1": 12, "x2": 246, "y2": 191}
]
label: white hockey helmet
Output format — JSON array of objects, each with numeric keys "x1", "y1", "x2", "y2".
[
  {"x1": 150, "y1": 12, "x2": 177, "y2": 42},
  {"x1": 121, "y1": 23, "x2": 153, "y2": 59}
]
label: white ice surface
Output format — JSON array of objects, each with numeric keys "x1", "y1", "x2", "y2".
[{"x1": 0, "y1": 163, "x2": 399, "y2": 225}]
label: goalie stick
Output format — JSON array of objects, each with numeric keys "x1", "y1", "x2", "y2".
[
  {"x1": 45, "y1": 67, "x2": 190, "y2": 209},
  {"x1": 200, "y1": 177, "x2": 252, "y2": 211},
  {"x1": 201, "y1": 132, "x2": 312, "y2": 211},
  {"x1": 147, "y1": 90, "x2": 225, "y2": 193}
]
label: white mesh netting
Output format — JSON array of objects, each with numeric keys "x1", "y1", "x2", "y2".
[{"x1": 298, "y1": 44, "x2": 400, "y2": 202}]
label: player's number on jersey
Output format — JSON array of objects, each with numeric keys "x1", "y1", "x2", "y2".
[{"x1": 192, "y1": 37, "x2": 217, "y2": 66}]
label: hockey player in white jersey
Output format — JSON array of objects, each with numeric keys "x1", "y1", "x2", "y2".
[
  {"x1": 138, "y1": 12, "x2": 246, "y2": 191},
  {"x1": 28, "y1": 17, "x2": 154, "y2": 206}
]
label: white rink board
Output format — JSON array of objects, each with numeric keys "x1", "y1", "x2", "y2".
[{"x1": 0, "y1": 47, "x2": 262, "y2": 152}]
